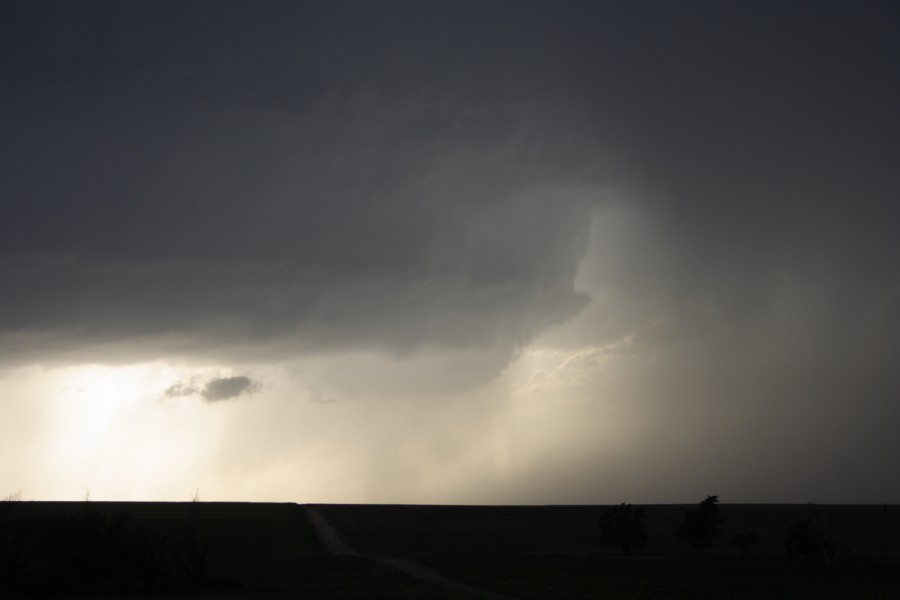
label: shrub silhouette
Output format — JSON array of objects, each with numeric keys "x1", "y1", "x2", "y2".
[
  {"x1": 599, "y1": 503, "x2": 648, "y2": 556},
  {"x1": 784, "y1": 512, "x2": 842, "y2": 566},
  {"x1": 173, "y1": 493, "x2": 209, "y2": 584},
  {"x1": 0, "y1": 492, "x2": 34, "y2": 591},
  {"x1": 675, "y1": 495, "x2": 721, "y2": 556},
  {"x1": 39, "y1": 496, "x2": 137, "y2": 590},
  {"x1": 731, "y1": 532, "x2": 759, "y2": 554},
  {"x1": 119, "y1": 523, "x2": 171, "y2": 587}
]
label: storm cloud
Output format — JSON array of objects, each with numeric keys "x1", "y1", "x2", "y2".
[
  {"x1": 0, "y1": 1, "x2": 605, "y2": 372},
  {"x1": 4, "y1": 2, "x2": 895, "y2": 372},
  {"x1": 1, "y1": 1, "x2": 899, "y2": 502}
]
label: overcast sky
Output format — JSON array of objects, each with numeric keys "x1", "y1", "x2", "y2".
[{"x1": 1, "y1": 0, "x2": 898, "y2": 504}]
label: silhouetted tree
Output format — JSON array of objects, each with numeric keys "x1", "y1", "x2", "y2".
[
  {"x1": 675, "y1": 495, "x2": 721, "y2": 556},
  {"x1": 784, "y1": 512, "x2": 841, "y2": 566},
  {"x1": 731, "y1": 532, "x2": 759, "y2": 554},
  {"x1": 174, "y1": 490, "x2": 209, "y2": 585},
  {"x1": 599, "y1": 503, "x2": 648, "y2": 556}
]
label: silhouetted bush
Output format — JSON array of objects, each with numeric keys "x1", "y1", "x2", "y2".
[
  {"x1": 676, "y1": 495, "x2": 721, "y2": 556},
  {"x1": 0, "y1": 492, "x2": 35, "y2": 591},
  {"x1": 784, "y1": 512, "x2": 844, "y2": 566},
  {"x1": 731, "y1": 532, "x2": 759, "y2": 554},
  {"x1": 119, "y1": 523, "x2": 171, "y2": 588},
  {"x1": 173, "y1": 494, "x2": 209, "y2": 585},
  {"x1": 599, "y1": 503, "x2": 648, "y2": 556}
]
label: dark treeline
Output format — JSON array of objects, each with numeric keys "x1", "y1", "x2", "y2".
[{"x1": 601, "y1": 496, "x2": 857, "y2": 566}]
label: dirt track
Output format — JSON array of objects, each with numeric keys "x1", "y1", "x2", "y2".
[
  {"x1": 303, "y1": 504, "x2": 358, "y2": 556},
  {"x1": 303, "y1": 505, "x2": 526, "y2": 600}
]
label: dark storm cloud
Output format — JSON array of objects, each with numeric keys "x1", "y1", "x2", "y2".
[
  {"x1": 1, "y1": 1, "x2": 898, "y2": 378},
  {"x1": 0, "y1": 0, "x2": 603, "y2": 369},
  {"x1": 201, "y1": 376, "x2": 260, "y2": 402}
]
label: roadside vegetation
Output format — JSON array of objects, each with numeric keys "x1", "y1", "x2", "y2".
[
  {"x1": 0, "y1": 492, "x2": 218, "y2": 594},
  {"x1": 0, "y1": 494, "x2": 482, "y2": 599}
]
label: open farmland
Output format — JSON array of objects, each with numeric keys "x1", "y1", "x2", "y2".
[
  {"x1": 424, "y1": 552, "x2": 900, "y2": 600},
  {"x1": 2, "y1": 501, "x2": 323, "y2": 590},
  {"x1": 319, "y1": 503, "x2": 900, "y2": 557},
  {"x1": 4, "y1": 501, "x2": 900, "y2": 599},
  {"x1": 317, "y1": 503, "x2": 900, "y2": 599},
  {"x1": 0, "y1": 500, "x2": 482, "y2": 599}
]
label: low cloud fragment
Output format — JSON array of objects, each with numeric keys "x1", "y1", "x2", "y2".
[
  {"x1": 164, "y1": 381, "x2": 199, "y2": 398},
  {"x1": 306, "y1": 382, "x2": 338, "y2": 405},
  {"x1": 163, "y1": 375, "x2": 261, "y2": 402},
  {"x1": 200, "y1": 376, "x2": 261, "y2": 402}
]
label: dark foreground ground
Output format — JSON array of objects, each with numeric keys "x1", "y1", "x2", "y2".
[
  {"x1": 322, "y1": 503, "x2": 900, "y2": 599},
  {"x1": 2, "y1": 501, "x2": 899, "y2": 599}
]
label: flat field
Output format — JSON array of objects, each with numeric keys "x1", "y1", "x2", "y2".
[
  {"x1": 423, "y1": 552, "x2": 900, "y2": 600},
  {"x1": 0, "y1": 501, "x2": 481, "y2": 599},
  {"x1": 320, "y1": 503, "x2": 900, "y2": 599},
  {"x1": 319, "y1": 503, "x2": 900, "y2": 556},
  {"x1": 5, "y1": 502, "x2": 900, "y2": 599}
]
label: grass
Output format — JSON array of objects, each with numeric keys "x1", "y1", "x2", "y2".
[
  {"x1": 422, "y1": 552, "x2": 900, "y2": 600},
  {"x1": 1, "y1": 500, "x2": 484, "y2": 599},
  {"x1": 6, "y1": 501, "x2": 898, "y2": 598},
  {"x1": 318, "y1": 503, "x2": 900, "y2": 600},
  {"x1": 30, "y1": 501, "x2": 326, "y2": 559},
  {"x1": 273, "y1": 555, "x2": 488, "y2": 599},
  {"x1": 318, "y1": 503, "x2": 900, "y2": 556}
]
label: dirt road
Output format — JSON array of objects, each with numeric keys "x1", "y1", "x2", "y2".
[
  {"x1": 302, "y1": 505, "x2": 526, "y2": 600},
  {"x1": 303, "y1": 504, "x2": 358, "y2": 556}
]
